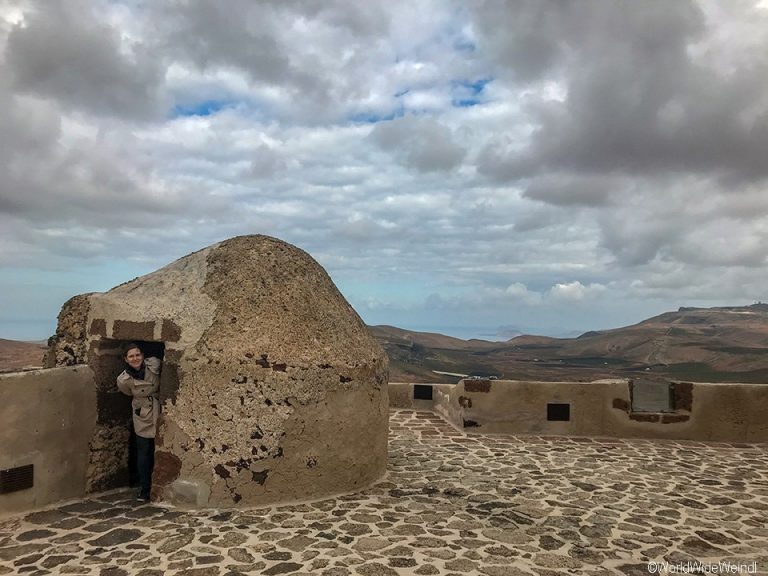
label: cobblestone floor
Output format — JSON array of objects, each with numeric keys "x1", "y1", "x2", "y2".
[{"x1": 2, "y1": 410, "x2": 768, "y2": 576}]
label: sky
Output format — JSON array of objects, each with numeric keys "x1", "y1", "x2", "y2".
[{"x1": 1, "y1": 0, "x2": 768, "y2": 341}]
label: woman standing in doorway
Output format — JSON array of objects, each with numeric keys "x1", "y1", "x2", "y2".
[{"x1": 117, "y1": 343, "x2": 161, "y2": 502}]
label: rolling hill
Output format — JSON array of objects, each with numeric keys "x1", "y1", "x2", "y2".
[
  {"x1": 372, "y1": 304, "x2": 768, "y2": 383},
  {"x1": 0, "y1": 338, "x2": 47, "y2": 373}
]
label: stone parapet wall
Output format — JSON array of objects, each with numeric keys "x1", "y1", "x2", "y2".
[
  {"x1": 389, "y1": 379, "x2": 768, "y2": 443},
  {"x1": 0, "y1": 367, "x2": 95, "y2": 516}
]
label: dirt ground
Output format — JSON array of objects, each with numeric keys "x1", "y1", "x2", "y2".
[{"x1": 0, "y1": 339, "x2": 46, "y2": 373}]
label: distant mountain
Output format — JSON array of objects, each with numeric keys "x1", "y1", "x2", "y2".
[
  {"x1": 370, "y1": 325, "x2": 500, "y2": 351},
  {"x1": 0, "y1": 338, "x2": 46, "y2": 373},
  {"x1": 372, "y1": 304, "x2": 768, "y2": 383},
  {"x1": 4, "y1": 305, "x2": 768, "y2": 383}
]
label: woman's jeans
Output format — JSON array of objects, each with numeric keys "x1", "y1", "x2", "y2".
[{"x1": 135, "y1": 435, "x2": 155, "y2": 499}]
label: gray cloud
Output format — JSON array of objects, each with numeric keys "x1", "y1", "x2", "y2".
[
  {"x1": 155, "y1": 2, "x2": 292, "y2": 84},
  {"x1": 249, "y1": 144, "x2": 288, "y2": 179},
  {"x1": 522, "y1": 174, "x2": 626, "y2": 207},
  {"x1": 470, "y1": 0, "x2": 768, "y2": 278},
  {"x1": 370, "y1": 116, "x2": 466, "y2": 172},
  {"x1": 475, "y1": 0, "x2": 768, "y2": 182},
  {"x1": 6, "y1": 0, "x2": 165, "y2": 119}
]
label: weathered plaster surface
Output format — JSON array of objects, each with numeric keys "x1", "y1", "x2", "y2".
[
  {"x1": 0, "y1": 367, "x2": 95, "y2": 514},
  {"x1": 87, "y1": 245, "x2": 218, "y2": 351},
  {"x1": 390, "y1": 379, "x2": 768, "y2": 443}
]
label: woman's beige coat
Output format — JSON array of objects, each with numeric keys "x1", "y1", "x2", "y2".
[{"x1": 117, "y1": 357, "x2": 161, "y2": 439}]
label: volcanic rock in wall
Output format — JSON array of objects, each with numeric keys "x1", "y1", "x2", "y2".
[
  {"x1": 45, "y1": 293, "x2": 94, "y2": 367},
  {"x1": 49, "y1": 235, "x2": 389, "y2": 507}
]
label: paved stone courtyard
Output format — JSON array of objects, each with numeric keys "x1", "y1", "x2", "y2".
[{"x1": 2, "y1": 409, "x2": 767, "y2": 575}]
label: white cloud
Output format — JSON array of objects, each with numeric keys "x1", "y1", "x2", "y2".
[{"x1": 549, "y1": 281, "x2": 607, "y2": 302}]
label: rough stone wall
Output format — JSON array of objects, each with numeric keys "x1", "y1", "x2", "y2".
[
  {"x1": 153, "y1": 237, "x2": 388, "y2": 506},
  {"x1": 85, "y1": 339, "x2": 133, "y2": 492},
  {"x1": 44, "y1": 294, "x2": 93, "y2": 367},
  {"x1": 48, "y1": 235, "x2": 389, "y2": 507}
]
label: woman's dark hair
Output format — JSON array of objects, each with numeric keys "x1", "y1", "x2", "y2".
[{"x1": 122, "y1": 342, "x2": 143, "y2": 358}]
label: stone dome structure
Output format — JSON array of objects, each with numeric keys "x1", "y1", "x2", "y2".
[{"x1": 47, "y1": 235, "x2": 389, "y2": 507}]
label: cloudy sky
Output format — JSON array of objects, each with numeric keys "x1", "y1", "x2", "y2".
[{"x1": 2, "y1": 0, "x2": 768, "y2": 341}]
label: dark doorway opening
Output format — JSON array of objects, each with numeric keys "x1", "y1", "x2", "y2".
[{"x1": 88, "y1": 339, "x2": 165, "y2": 492}]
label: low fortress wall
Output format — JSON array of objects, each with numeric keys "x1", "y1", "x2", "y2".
[
  {"x1": 3, "y1": 372, "x2": 768, "y2": 516},
  {"x1": 390, "y1": 379, "x2": 768, "y2": 443},
  {"x1": 0, "y1": 367, "x2": 95, "y2": 515}
]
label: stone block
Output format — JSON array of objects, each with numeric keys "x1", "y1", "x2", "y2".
[
  {"x1": 161, "y1": 320, "x2": 182, "y2": 342},
  {"x1": 465, "y1": 380, "x2": 491, "y2": 393},
  {"x1": 89, "y1": 319, "x2": 107, "y2": 337},
  {"x1": 112, "y1": 320, "x2": 155, "y2": 341}
]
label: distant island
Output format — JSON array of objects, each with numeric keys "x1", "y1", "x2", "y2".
[{"x1": 3, "y1": 304, "x2": 768, "y2": 383}]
